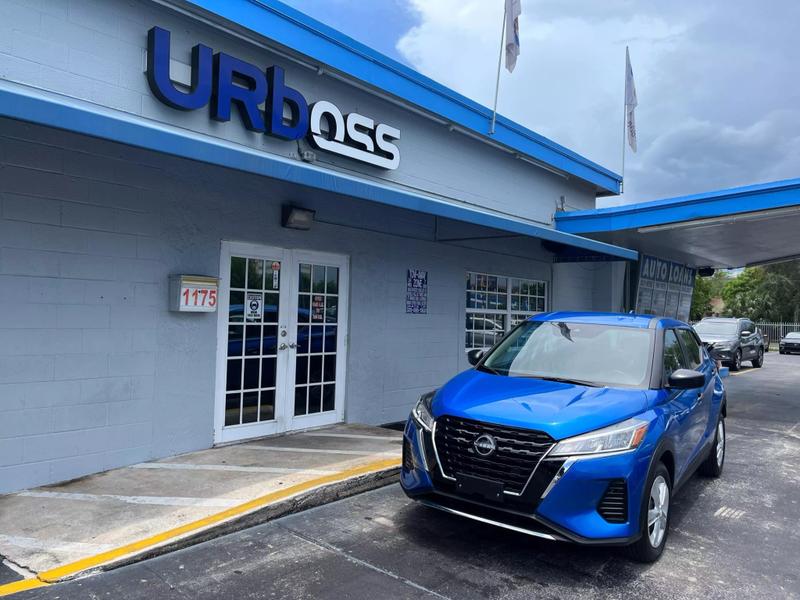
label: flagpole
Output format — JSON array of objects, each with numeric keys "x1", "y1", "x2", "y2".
[
  {"x1": 621, "y1": 46, "x2": 628, "y2": 194},
  {"x1": 489, "y1": 3, "x2": 507, "y2": 135}
]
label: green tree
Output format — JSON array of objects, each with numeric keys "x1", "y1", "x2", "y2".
[
  {"x1": 690, "y1": 275, "x2": 713, "y2": 321},
  {"x1": 721, "y1": 268, "x2": 771, "y2": 319}
]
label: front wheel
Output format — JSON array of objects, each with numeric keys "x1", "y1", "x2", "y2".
[
  {"x1": 699, "y1": 417, "x2": 725, "y2": 477},
  {"x1": 752, "y1": 347, "x2": 764, "y2": 368},
  {"x1": 626, "y1": 462, "x2": 671, "y2": 563},
  {"x1": 730, "y1": 350, "x2": 742, "y2": 371}
]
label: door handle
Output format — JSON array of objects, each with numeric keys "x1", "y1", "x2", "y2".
[
  {"x1": 288, "y1": 342, "x2": 298, "y2": 349},
  {"x1": 278, "y1": 343, "x2": 288, "y2": 350}
]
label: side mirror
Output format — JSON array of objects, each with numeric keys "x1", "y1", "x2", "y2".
[
  {"x1": 741, "y1": 330, "x2": 751, "y2": 337},
  {"x1": 467, "y1": 349, "x2": 484, "y2": 366},
  {"x1": 668, "y1": 369, "x2": 705, "y2": 390}
]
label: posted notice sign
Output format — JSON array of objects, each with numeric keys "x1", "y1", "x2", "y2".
[
  {"x1": 406, "y1": 269, "x2": 428, "y2": 314},
  {"x1": 246, "y1": 292, "x2": 263, "y2": 321},
  {"x1": 635, "y1": 255, "x2": 695, "y2": 322}
]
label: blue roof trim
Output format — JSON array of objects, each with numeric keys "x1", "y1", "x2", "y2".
[
  {"x1": 180, "y1": 0, "x2": 621, "y2": 195},
  {"x1": 0, "y1": 84, "x2": 637, "y2": 261},
  {"x1": 555, "y1": 178, "x2": 800, "y2": 234}
]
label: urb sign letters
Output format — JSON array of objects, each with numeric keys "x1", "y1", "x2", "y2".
[{"x1": 146, "y1": 27, "x2": 401, "y2": 169}]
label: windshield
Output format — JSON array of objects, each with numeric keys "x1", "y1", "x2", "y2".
[
  {"x1": 786, "y1": 332, "x2": 800, "y2": 339},
  {"x1": 693, "y1": 321, "x2": 738, "y2": 336},
  {"x1": 481, "y1": 321, "x2": 653, "y2": 388}
]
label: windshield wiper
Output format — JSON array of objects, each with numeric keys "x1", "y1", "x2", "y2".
[
  {"x1": 533, "y1": 375, "x2": 600, "y2": 387},
  {"x1": 477, "y1": 364, "x2": 501, "y2": 375}
]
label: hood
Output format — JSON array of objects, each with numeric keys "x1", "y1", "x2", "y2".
[{"x1": 432, "y1": 369, "x2": 651, "y2": 441}]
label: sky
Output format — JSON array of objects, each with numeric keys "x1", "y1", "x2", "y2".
[{"x1": 282, "y1": 0, "x2": 800, "y2": 206}]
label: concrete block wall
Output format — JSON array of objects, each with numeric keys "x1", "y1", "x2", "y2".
[{"x1": 0, "y1": 117, "x2": 556, "y2": 493}]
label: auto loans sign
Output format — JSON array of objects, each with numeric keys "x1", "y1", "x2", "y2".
[{"x1": 145, "y1": 27, "x2": 400, "y2": 170}]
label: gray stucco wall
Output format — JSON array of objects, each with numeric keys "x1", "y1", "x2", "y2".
[{"x1": 0, "y1": 118, "x2": 557, "y2": 493}]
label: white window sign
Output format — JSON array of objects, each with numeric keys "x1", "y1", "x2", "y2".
[{"x1": 246, "y1": 291, "x2": 263, "y2": 321}]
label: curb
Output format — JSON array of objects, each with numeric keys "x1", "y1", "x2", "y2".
[{"x1": 0, "y1": 459, "x2": 400, "y2": 597}]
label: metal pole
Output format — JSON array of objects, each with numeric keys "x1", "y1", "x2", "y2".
[
  {"x1": 621, "y1": 47, "x2": 627, "y2": 194},
  {"x1": 489, "y1": 4, "x2": 507, "y2": 135}
]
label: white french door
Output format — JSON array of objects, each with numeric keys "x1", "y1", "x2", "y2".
[{"x1": 214, "y1": 242, "x2": 349, "y2": 444}]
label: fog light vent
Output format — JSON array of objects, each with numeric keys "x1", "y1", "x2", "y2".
[
  {"x1": 402, "y1": 438, "x2": 414, "y2": 471},
  {"x1": 598, "y1": 479, "x2": 628, "y2": 523}
]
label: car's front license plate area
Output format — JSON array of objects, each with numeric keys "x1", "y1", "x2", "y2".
[{"x1": 455, "y1": 474, "x2": 505, "y2": 503}]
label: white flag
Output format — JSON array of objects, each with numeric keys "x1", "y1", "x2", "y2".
[
  {"x1": 504, "y1": 0, "x2": 521, "y2": 73},
  {"x1": 625, "y1": 46, "x2": 638, "y2": 152}
]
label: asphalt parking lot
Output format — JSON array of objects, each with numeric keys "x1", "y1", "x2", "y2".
[{"x1": 13, "y1": 353, "x2": 800, "y2": 599}]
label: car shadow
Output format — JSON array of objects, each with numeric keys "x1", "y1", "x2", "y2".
[{"x1": 393, "y1": 501, "x2": 654, "y2": 592}]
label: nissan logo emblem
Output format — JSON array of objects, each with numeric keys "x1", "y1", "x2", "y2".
[{"x1": 473, "y1": 434, "x2": 497, "y2": 457}]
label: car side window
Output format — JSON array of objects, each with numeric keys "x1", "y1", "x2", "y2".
[
  {"x1": 677, "y1": 329, "x2": 702, "y2": 369},
  {"x1": 663, "y1": 330, "x2": 687, "y2": 380}
]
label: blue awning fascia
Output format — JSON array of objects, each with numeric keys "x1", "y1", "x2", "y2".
[
  {"x1": 0, "y1": 84, "x2": 638, "y2": 261},
  {"x1": 556, "y1": 179, "x2": 800, "y2": 234},
  {"x1": 178, "y1": 0, "x2": 621, "y2": 195}
]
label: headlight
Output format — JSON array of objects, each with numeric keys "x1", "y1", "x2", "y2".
[
  {"x1": 712, "y1": 341, "x2": 732, "y2": 350},
  {"x1": 411, "y1": 390, "x2": 436, "y2": 432},
  {"x1": 549, "y1": 418, "x2": 649, "y2": 457}
]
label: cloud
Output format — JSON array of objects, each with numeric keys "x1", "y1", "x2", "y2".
[{"x1": 396, "y1": 0, "x2": 800, "y2": 205}]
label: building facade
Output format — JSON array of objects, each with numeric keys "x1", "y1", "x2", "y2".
[{"x1": 0, "y1": 0, "x2": 634, "y2": 493}]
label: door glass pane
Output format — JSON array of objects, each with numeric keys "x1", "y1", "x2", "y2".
[
  {"x1": 312, "y1": 265, "x2": 326, "y2": 293},
  {"x1": 308, "y1": 385, "x2": 322, "y2": 413},
  {"x1": 326, "y1": 267, "x2": 339, "y2": 294},
  {"x1": 224, "y1": 255, "x2": 281, "y2": 427},
  {"x1": 229, "y1": 292, "x2": 244, "y2": 322},
  {"x1": 242, "y1": 392, "x2": 258, "y2": 423},
  {"x1": 294, "y1": 386, "x2": 307, "y2": 416},
  {"x1": 225, "y1": 393, "x2": 240, "y2": 426},
  {"x1": 230, "y1": 257, "x2": 246, "y2": 288},
  {"x1": 228, "y1": 325, "x2": 243, "y2": 357},
  {"x1": 299, "y1": 264, "x2": 311, "y2": 293},
  {"x1": 322, "y1": 384, "x2": 335, "y2": 411},
  {"x1": 247, "y1": 259, "x2": 264, "y2": 290},
  {"x1": 260, "y1": 390, "x2": 275, "y2": 421}
]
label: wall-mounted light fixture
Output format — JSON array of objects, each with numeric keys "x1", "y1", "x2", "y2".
[{"x1": 281, "y1": 205, "x2": 315, "y2": 230}]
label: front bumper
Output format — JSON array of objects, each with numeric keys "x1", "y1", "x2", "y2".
[{"x1": 400, "y1": 417, "x2": 653, "y2": 544}]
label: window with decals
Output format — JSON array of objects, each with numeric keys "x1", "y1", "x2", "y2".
[{"x1": 465, "y1": 271, "x2": 547, "y2": 350}]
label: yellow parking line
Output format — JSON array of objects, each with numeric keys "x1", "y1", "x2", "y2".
[
  {"x1": 729, "y1": 369, "x2": 758, "y2": 376},
  {"x1": 0, "y1": 578, "x2": 49, "y2": 596},
  {"x1": 0, "y1": 457, "x2": 400, "y2": 596}
]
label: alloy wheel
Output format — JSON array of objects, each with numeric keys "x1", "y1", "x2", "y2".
[
  {"x1": 734, "y1": 351, "x2": 741, "y2": 370},
  {"x1": 647, "y1": 475, "x2": 669, "y2": 548},
  {"x1": 716, "y1": 421, "x2": 725, "y2": 467}
]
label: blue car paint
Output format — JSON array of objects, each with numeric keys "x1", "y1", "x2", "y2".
[{"x1": 400, "y1": 311, "x2": 726, "y2": 543}]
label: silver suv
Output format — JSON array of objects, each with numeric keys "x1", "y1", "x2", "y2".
[{"x1": 693, "y1": 317, "x2": 765, "y2": 371}]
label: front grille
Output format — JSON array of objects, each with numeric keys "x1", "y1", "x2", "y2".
[
  {"x1": 598, "y1": 479, "x2": 628, "y2": 523},
  {"x1": 434, "y1": 415, "x2": 554, "y2": 494}
]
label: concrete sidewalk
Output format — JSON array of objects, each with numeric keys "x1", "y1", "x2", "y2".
[{"x1": 0, "y1": 424, "x2": 401, "y2": 595}]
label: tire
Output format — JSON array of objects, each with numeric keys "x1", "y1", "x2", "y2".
[
  {"x1": 752, "y1": 347, "x2": 764, "y2": 368},
  {"x1": 699, "y1": 417, "x2": 725, "y2": 477},
  {"x1": 730, "y1": 350, "x2": 742, "y2": 371},
  {"x1": 625, "y1": 462, "x2": 671, "y2": 563},
  {"x1": 779, "y1": 350, "x2": 785, "y2": 355}
]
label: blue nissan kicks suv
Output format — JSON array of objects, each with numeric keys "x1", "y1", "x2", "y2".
[{"x1": 401, "y1": 312, "x2": 727, "y2": 562}]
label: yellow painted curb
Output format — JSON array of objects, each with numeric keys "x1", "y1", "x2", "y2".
[
  {"x1": 0, "y1": 578, "x2": 49, "y2": 596},
  {"x1": 0, "y1": 457, "x2": 399, "y2": 595}
]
